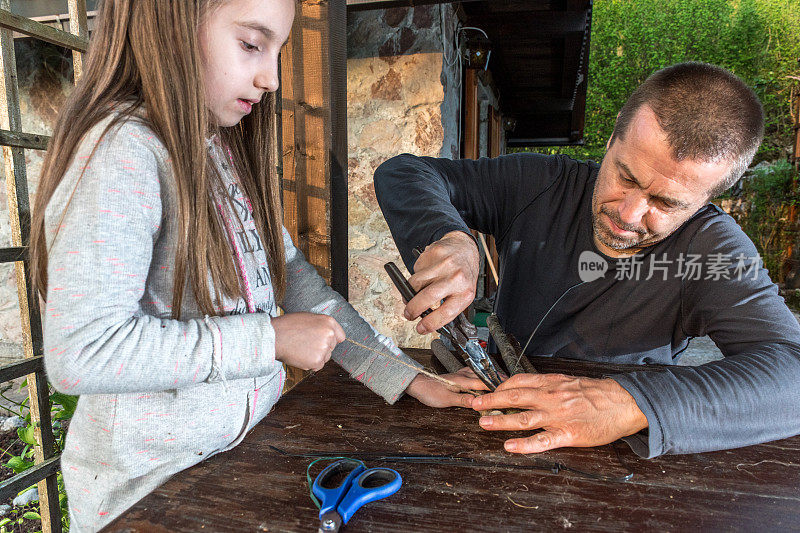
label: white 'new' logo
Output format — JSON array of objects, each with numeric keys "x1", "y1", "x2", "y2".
[{"x1": 578, "y1": 251, "x2": 608, "y2": 282}]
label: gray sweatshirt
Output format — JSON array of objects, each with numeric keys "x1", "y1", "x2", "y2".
[{"x1": 43, "y1": 114, "x2": 420, "y2": 532}]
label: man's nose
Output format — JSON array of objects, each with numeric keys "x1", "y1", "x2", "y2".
[{"x1": 618, "y1": 193, "x2": 649, "y2": 225}]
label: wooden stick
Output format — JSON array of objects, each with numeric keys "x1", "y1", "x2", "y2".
[
  {"x1": 478, "y1": 233, "x2": 499, "y2": 285},
  {"x1": 430, "y1": 339, "x2": 464, "y2": 374}
]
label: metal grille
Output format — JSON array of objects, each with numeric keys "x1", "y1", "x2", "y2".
[{"x1": 0, "y1": 1, "x2": 89, "y2": 531}]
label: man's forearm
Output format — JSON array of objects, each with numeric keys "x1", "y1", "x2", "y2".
[
  {"x1": 612, "y1": 344, "x2": 800, "y2": 457},
  {"x1": 374, "y1": 154, "x2": 473, "y2": 271}
]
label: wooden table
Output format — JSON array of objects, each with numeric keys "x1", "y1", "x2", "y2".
[{"x1": 108, "y1": 349, "x2": 800, "y2": 532}]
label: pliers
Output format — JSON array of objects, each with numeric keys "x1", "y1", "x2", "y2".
[{"x1": 384, "y1": 260, "x2": 505, "y2": 391}]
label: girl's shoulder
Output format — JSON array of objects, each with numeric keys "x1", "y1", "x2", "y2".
[{"x1": 76, "y1": 108, "x2": 169, "y2": 165}]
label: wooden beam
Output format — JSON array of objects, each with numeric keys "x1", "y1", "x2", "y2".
[
  {"x1": 484, "y1": 105, "x2": 502, "y2": 297},
  {"x1": 0, "y1": 128, "x2": 48, "y2": 150},
  {"x1": 0, "y1": 456, "x2": 60, "y2": 501},
  {"x1": 280, "y1": 0, "x2": 348, "y2": 391},
  {"x1": 460, "y1": 9, "x2": 589, "y2": 35},
  {"x1": 281, "y1": 0, "x2": 347, "y2": 294},
  {"x1": 67, "y1": 0, "x2": 89, "y2": 79},
  {"x1": 0, "y1": 8, "x2": 88, "y2": 51},
  {"x1": 0, "y1": 245, "x2": 24, "y2": 263},
  {"x1": 0, "y1": 2, "x2": 60, "y2": 530},
  {"x1": 462, "y1": 68, "x2": 479, "y2": 159}
]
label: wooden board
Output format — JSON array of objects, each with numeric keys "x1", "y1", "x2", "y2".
[
  {"x1": 462, "y1": 68, "x2": 480, "y2": 160},
  {"x1": 485, "y1": 106, "x2": 503, "y2": 296},
  {"x1": 280, "y1": 0, "x2": 347, "y2": 294},
  {"x1": 280, "y1": 0, "x2": 348, "y2": 391},
  {"x1": 107, "y1": 350, "x2": 800, "y2": 532}
]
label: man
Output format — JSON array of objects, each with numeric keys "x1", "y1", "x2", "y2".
[{"x1": 374, "y1": 62, "x2": 800, "y2": 458}]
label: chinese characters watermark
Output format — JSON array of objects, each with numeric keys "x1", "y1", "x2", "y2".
[{"x1": 578, "y1": 251, "x2": 762, "y2": 283}]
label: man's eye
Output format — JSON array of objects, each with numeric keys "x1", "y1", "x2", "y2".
[{"x1": 240, "y1": 41, "x2": 259, "y2": 52}]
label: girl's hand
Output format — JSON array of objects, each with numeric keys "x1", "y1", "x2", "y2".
[
  {"x1": 405, "y1": 367, "x2": 487, "y2": 408},
  {"x1": 272, "y1": 312, "x2": 345, "y2": 371}
]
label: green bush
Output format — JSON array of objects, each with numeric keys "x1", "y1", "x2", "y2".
[
  {"x1": 732, "y1": 160, "x2": 798, "y2": 279},
  {"x1": 516, "y1": 0, "x2": 800, "y2": 163},
  {"x1": 1, "y1": 381, "x2": 75, "y2": 532}
]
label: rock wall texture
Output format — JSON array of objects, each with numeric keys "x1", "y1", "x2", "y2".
[
  {"x1": 347, "y1": 5, "x2": 459, "y2": 349},
  {"x1": 0, "y1": 40, "x2": 72, "y2": 361}
]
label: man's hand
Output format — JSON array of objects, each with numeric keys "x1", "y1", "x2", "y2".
[
  {"x1": 272, "y1": 312, "x2": 345, "y2": 371},
  {"x1": 472, "y1": 373, "x2": 648, "y2": 453},
  {"x1": 405, "y1": 367, "x2": 487, "y2": 408},
  {"x1": 405, "y1": 231, "x2": 480, "y2": 334}
]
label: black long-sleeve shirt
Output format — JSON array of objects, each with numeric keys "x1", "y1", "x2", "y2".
[{"x1": 374, "y1": 152, "x2": 800, "y2": 458}]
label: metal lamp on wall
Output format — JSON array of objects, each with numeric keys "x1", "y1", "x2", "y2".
[{"x1": 459, "y1": 27, "x2": 492, "y2": 70}]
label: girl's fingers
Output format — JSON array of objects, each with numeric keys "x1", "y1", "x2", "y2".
[
  {"x1": 450, "y1": 376, "x2": 488, "y2": 391},
  {"x1": 331, "y1": 319, "x2": 346, "y2": 344}
]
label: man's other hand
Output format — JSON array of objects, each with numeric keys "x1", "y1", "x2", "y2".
[
  {"x1": 472, "y1": 373, "x2": 648, "y2": 453},
  {"x1": 405, "y1": 231, "x2": 480, "y2": 334}
]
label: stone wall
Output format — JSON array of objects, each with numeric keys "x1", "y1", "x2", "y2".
[
  {"x1": 347, "y1": 5, "x2": 459, "y2": 349},
  {"x1": 0, "y1": 40, "x2": 72, "y2": 362}
]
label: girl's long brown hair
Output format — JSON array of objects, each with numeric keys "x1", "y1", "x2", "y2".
[{"x1": 30, "y1": 0, "x2": 286, "y2": 318}]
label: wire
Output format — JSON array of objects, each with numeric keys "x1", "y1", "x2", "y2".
[
  {"x1": 272, "y1": 445, "x2": 635, "y2": 485},
  {"x1": 517, "y1": 281, "x2": 590, "y2": 362}
]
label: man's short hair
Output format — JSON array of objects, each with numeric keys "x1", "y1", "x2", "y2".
[{"x1": 611, "y1": 62, "x2": 764, "y2": 198}]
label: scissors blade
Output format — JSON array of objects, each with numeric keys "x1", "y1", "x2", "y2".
[{"x1": 317, "y1": 510, "x2": 342, "y2": 533}]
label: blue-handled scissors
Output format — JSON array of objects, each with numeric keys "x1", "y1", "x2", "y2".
[{"x1": 312, "y1": 459, "x2": 402, "y2": 532}]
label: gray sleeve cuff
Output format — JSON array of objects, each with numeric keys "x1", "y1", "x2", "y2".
[
  {"x1": 205, "y1": 313, "x2": 278, "y2": 383},
  {"x1": 609, "y1": 374, "x2": 665, "y2": 459}
]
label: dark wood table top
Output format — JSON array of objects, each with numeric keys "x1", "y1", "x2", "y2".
[{"x1": 108, "y1": 349, "x2": 800, "y2": 532}]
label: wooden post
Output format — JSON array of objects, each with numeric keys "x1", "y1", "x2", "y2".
[
  {"x1": 280, "y1": 0, "x2": 348, "y2": 390},
  {"x1": 0, "y1": 2, "x2": 58, "y2": 530},
  {"x1": 484, "y1": 105, "x2": 502, "y2": 296},
  {"x1": 463, "y1": 68, "x2": 494, "y2": 300},
  {"x1": 67, "y1": 0, "x2": 88, "y2": 80},
  {"x1": 281, "y1": 0, "x2": 347, "y2": 293},
  {"x1": 463, "y1": 68, "x2": 479, "y2": 159}
]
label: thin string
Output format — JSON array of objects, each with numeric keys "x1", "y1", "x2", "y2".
[{"x1": 344, "y1": 338, "x2": 479, "y2": 396}]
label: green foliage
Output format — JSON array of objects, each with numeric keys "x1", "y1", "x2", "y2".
[
  {"x1": 0, "y1": 383, "x2": 75, "y2": 532},
  {"x1": 515, "y1": 0, "x2": 800, "y2": 163},
  {"x1": 733, "y1": 160, "x2": 798, "y2": 278}
]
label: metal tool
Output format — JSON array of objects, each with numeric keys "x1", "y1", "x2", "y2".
[
  {"x1": 384, "y1": 258, "x2": 504, "y2": 391},
  {"x1": 313, "y1": 459, "x2": 402, "y2": 532}
]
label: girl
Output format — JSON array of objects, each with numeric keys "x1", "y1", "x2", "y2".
[{"x1": 30, "y1": 1, "x2": 480, "y2": 530}]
